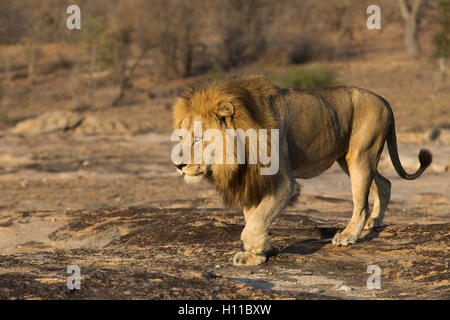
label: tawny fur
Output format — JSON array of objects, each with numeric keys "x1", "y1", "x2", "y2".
[
  {"x1": 172, "y1": 75, "x2": 432, "y2": 266},
  {"x1": 173, "y1": 75, "x2": 286, "y2": 208}
]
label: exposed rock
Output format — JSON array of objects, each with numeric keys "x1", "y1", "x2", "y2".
[
  {"x1": 426, "y1": 128, "x2": 441, "y2": 141},
  {"x1": 11, "y1": 112, "x2": 134, "y2": 135},
  {"x1": 12, "y1": 111, "x2": 83, "y2": 134},
  {"x1": 74, "y1": 115, "x2": 129, "y2": 134}
]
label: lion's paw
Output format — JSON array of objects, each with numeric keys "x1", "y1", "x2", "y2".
[
  {"x1": 332, "y1": 231, "x2": 357, "y2": 246},
  {"x1": 232, "y1": 251, "x2": 266, "y2": 266}
]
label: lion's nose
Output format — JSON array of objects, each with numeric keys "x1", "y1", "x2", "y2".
[{"x1": 175, "y1": 163, "x2": 186, "y2": 170}]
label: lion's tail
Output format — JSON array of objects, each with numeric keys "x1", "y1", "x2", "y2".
[{"x1": 386, "y1": 119, "x2": 432, "y2": 180}]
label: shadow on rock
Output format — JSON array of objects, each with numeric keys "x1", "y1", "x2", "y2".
[
  {"x1": 229, "y1": 278, "x2": 275, "y2": 290},
  {"x1": 267, "y1": 226, "x2": 339, "y2": 259},
  {"x1": 358, "y1": 225, "x2": 388, "y2": 243}
]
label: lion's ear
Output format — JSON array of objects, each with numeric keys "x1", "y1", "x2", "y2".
[{"x1": 216, "y1": 101, "x2": 234, "y2": 118}]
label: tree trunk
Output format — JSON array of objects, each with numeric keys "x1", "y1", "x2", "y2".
[
  {"x1": 398, "y1": 0, "x2": 422, "y2": 58},
  {"x1": 404, "y1": 15, "x2": 420, "y2": 58}
]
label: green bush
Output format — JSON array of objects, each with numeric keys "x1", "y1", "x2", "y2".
[
  {"x1": 432, "y1": 0, "x2": 450, "y2": 60},
  {"x1": 208, "y1": 67, "x2": 226, "y2": 80},
  {"x1": 271, "y1": 65, "x2": 337, "y2": 89}
]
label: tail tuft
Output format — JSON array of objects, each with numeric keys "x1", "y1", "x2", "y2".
[{"x1": 419, "y1": 149, "x2": 432, "y2": 169}]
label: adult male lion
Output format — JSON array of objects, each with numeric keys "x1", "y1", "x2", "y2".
[{"x1": 172, "y1": 75, "x2": 432, "y2": 266}]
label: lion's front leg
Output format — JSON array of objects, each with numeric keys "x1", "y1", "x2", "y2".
[{"x1": 233, "y1": 179, "x2": 297, "y2": 266}]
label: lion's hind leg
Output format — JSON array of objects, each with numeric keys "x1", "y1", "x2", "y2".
[
  {"x1": 333, "y1": 155, "x2": 374, "y2": 246},
  {"x1": 364, "y1": 172, "x2": 391, "y2": 230}
]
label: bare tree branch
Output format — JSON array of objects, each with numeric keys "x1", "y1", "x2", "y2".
[
  {"x1": 412, "y1": 0, "x2": 423, "y2": 15},
  {"x1": 398, "y1": 0, "x2": 410, "y2": 20}
]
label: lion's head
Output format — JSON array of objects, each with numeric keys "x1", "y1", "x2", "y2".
[{"x1": 172, "y1": 75, "x2": 283, "y2": 208}]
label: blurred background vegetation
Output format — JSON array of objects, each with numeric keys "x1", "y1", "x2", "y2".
[{"x1": 0, "y1": 0, "x2": 448, "y2": 133}]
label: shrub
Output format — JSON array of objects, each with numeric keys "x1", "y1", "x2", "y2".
[
  {"x1": 271, "y1": 65, "x2": 337, "y2": 89},
  {"x1": 208, "y1": 67, "x2": 226, "y2": 80}
]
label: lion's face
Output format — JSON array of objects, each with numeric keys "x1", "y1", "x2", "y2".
[
  {"x1": 172, "y1": 84, "x2": 240, "y2": 185},
  {"x1": 173, "y1": 116, "x2": 211, "y2": 184}
]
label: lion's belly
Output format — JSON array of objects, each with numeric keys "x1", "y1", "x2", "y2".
[
  {"x1": 286, "y1": 111, "x2": 348, "y2": 179},
  {"x1": 291, "y1": 156, "x2": 338, "y2": 179}
]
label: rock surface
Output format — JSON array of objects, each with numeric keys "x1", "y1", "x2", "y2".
[
  {"x1": 12, "y1": 111, "x2": 83, "y2": 134},
  {"x1": 0, "y1": 132, "x2": 448, "y2": 299}
]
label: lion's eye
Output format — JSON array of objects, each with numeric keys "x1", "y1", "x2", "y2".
[{"x1": 194, "y1": 137, "x2": 202, "y2": 144}]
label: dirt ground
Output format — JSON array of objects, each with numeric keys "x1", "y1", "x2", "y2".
[{"x1": 0, "y1": 128, "x2": 448, "y2": 300}]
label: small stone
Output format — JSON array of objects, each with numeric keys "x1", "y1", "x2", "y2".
[
  {"x1": 310, "y1": 288, "x2": 324, "y2": 294},
  {"x1": 425, "y1": 128, "x2": 441, "y2": 141},
  {"x1": 336, "y1": 284, "x2": 354, "y2": 292}
]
